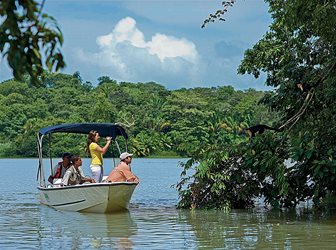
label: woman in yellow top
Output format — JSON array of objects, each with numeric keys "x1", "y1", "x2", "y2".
[{"x1": 86, "y1": 130, "x2": 112, "y2": 182}]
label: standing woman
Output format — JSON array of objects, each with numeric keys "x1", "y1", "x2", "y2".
[{"x1": 86, "y1": 130, "x2": 112, "y2": 182}]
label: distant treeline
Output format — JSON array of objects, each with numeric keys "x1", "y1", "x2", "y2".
[{"x1": 0, "y1": 73, "x2": 274, "y2": 158}]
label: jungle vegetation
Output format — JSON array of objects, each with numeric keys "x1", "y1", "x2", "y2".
[
  {"x1": 176, "y1": 0, "x2": 336, "y2": 210},
  {"x1": 0, "y1": 74, "x2": 270, "y2": 159}
]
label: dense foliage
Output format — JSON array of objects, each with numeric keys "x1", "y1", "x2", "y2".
[
  {"x1": 0, "y1": 73, "x2": 270, "y2": 160},
  {"x1": 0, "y1": 0, "x2": 65, "y2": 84},
  {"x1": 177, "y1": 0, "x2": 336, "y2": 210}
]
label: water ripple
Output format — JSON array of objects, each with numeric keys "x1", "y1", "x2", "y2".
[{"x1": 1, "y1": 159, "x2": 336, "y2": 249}]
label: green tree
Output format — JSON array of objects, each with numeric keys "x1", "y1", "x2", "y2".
[
  {"x1": 238, "y1": 0, "x2": 336, "y2": 207},
  {"x1": 0, "y1": 0, "x2": 65, "y2": 84},
  {"x1": 177, "y1": 0, "x2": 336, "y2": 210}
]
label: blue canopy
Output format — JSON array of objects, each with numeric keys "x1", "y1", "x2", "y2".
[{"x1": 39, "y1": 123, "x2": 128, "y2": 140}]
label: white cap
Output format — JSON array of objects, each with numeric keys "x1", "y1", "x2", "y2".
[{"x1": 120, "y1": 152, "x2": 133, "y2": 160}]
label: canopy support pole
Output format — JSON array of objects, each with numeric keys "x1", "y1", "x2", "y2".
[
  {"x1": 115, "y1": 140, "x2": 121, "y2": 155},
  {"x1": 111, "y1": 142, "x2": 116, "y2": 168},
  {"x1": 48, "y1": 134, "x2": 53, "y2": 175},
  {"x1": 37, "y1": 134, "x2": 45, "y2": 187}
]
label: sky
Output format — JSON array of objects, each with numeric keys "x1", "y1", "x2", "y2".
[{"x1": 0, "y1": 0, "x2": 272, "y2": 90}]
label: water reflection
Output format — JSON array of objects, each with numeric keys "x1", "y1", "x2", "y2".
[
  {"x1": 3, "y1": 159, "x2": 336, "y2": 249},
  {"x1": 0, "y1": 192, "x2": 40, "y2": 248},
  {"x1": 177, "y1": 208, "x2": 336, "y2": 249},
  {"x1": 38, "y1": 208, "x2": 137, "y2": 249}
]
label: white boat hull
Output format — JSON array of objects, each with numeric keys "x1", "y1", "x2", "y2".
[{"x1": 38, "y1": 182, "x2": 138, "y2": 213}]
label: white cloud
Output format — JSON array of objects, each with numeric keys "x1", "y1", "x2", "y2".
[
  {"x1": 147, "y1": 34, "x2": 197, "y2": 63},
  {"x1": 77, "y1": 17, "x2": 203, "y2": 86},
  {"x1": 97, "y1": 17, "x2": 146, "y2": 48}
]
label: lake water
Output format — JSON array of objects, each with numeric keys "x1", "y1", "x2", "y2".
[{"x1": 1, "y1": 158, "x2": 336, "y2": 249}]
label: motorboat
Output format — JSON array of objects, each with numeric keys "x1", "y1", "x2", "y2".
[{"x1": 36, "y1": 123, "x2": 138, "y2": 213}]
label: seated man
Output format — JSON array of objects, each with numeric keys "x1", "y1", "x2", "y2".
[
  {"x1": 61, "y1": 155, "x2": 96, "y2": 186},
  {"x1": 106, "y1": 152, "x2": 139, "y2": 183},
  {"x1": 48, "y1": 152, "x2": 73, "y2": 183}
]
